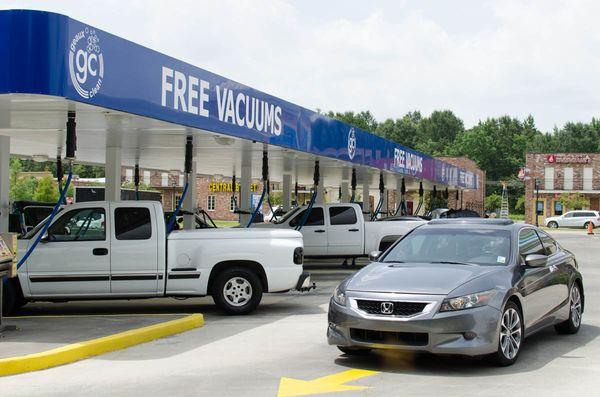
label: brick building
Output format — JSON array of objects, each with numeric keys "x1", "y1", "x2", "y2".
[
  {"x1": 436, "y1": 157, "x2": 486, "y2": 214},
  {"x1": 524, "y1": 153, "x2": 600, "y2": 225}
]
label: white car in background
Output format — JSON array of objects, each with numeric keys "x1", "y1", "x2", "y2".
[{"x1": 545, "y1": 210, "x2": 600, "y2": 229}]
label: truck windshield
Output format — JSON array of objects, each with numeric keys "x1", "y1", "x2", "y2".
[
  {"x1": 383, "y1": 228, "x2": 511, "y2": 266},
  {"x1": 273, "y1": 207, "x2": 301, "y2": 224}
]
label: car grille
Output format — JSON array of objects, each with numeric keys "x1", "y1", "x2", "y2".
[
  {"x1": 356, "y1": 300, "x2": 427, "y2": 316},
  {"x1": 350, "y1": 328, "x2": 428, "y2": 346}
]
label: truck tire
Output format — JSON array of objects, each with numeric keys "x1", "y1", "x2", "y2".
[
  {"x1": 2, "y1": 280, "x2": 17, "y2": 315},
  {"x1": 212, "y1": 267, "x2": 263, "y2": 315}
]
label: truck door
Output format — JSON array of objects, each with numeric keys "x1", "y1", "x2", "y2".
[
  {"x1": 289, "y1": 207, "x2": 327, "y2": 256},
  {"x1": 110, "y1": 204, "x2": 160, "y2": 295},
  {"x1": 27, "y1": 206, "x2": 110, "y2": 296},
  {"x1": 327, "y1": 206, "x2": 363, "y2": 256}
]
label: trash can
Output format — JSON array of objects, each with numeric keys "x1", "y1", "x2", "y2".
[{"x1": 0, "y1": 234, "x2": 15, "y2": 333}]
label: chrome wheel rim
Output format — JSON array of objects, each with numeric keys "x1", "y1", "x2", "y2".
[
  {"x1": 223, "y1": 277, "x2": 253, "y2": 307},
  {"x1": 549, "y1": 222, "x2": 558, "y2": 228},
  {"x1": 570, "y1": 285, "x2": 582, "y2": 328},
  {"x1": 500, "y1": 308, "x2": 522, "y2": 360}
]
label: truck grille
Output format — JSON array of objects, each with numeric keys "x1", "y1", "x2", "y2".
[
  {"x1": 350, "y1": 328, "x2": 428, "y2": 346},
  {"x1": 356, "y1": 300, "x2": 427, "y2": 316}
]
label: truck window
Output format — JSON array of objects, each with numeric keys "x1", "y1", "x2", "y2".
[
  {"x1": 115, "y1": 207, "x2": 152, "y2": 240},
  {"x1": 289, "y1": 208, "x2": 324, "y2": 227},
  {"x1": 329, "y1": 206, "x2": 357, "y2": 225},
  {"x1": 48, "y1": 208, "x2": 106, "y2": 242}
]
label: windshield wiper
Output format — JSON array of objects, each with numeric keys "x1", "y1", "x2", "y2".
[{"x1": 430, "y1": 260, "x2": 478, "y2": 266}]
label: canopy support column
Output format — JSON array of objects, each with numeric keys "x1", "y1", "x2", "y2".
[
  {"x1": 282, "y1": 173, "x2": 292, "y2": 212},
  {"x1": 362, "y1": 182, "x2": 370, "y2": 220},
  {"x1": 105, "y1": 115, "x2": 126, "y2": 202},
  {"x1": 341, "y1": 181, "x2": 349, "y2": 203},
  {"x1": 0, "y1": 136, "x2": 9, "y2": 233},
  {"x1": 183, "y1": 160, "x2": 197, "y2": 230},
  {"x1": 239, "y1": 149, "x2": 252, "y2": 226}
]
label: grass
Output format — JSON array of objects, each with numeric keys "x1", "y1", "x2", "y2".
[
  {"x1": 214, "y1": 220, "x2": 240, "y2": 228},
  {"x1": 508, "y1": 214, "x2": 525, "y2": 221}
]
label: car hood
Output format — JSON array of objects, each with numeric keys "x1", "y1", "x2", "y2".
[{"x1": 346, "y1": 262, "x2": 500, "y2": 295}]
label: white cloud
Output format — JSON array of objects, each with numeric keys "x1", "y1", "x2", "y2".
[{"x1": 3, "y1": 0, "x2": 600, "y2": 131}]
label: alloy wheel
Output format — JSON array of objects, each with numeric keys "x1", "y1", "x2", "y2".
[
  {"x1": 500, "y1": 308, "x2": 522, "y2": 360},
  {"x1": 223, "y1": 277, "x2": 253, "y2": 307},
  {"x1": 570, "y1": 285, "x2": 582, "y2": 328}
]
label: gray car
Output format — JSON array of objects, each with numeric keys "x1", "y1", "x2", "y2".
[{"x1": 328, "y1": 219, "x2": 584, "y2": 365}]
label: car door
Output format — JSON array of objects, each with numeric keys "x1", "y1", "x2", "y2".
[
  {"x1": 561, "y1": 212, "x2": 576, "y2": 227},
  {"x1": 110, "y1": 204, "x2": 160, "y2": 295},
  {"x1": 289, "y1": 208, "x2": 327, "y2": 256},
  {"x1": 537, "y1": 230, "x2": 570, "y2": 312},
  {"x1": 517, "y1": 228, "x2": 555, "y2": 329},
  {"x1": 26, "y1": 206, "x2": 110, "y2": 296},
  {"x1": 327, "y1": 206, "x2": 363, "y2": 256}
]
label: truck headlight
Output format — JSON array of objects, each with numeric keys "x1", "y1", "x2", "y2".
[
  {"x1": 332, "y1": 285, "x2": 346, "y2": 306},
  {"x1": 440, "y1": 290, "x2": 496, "y2": 312}
]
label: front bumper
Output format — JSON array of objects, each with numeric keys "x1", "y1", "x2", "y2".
[{"x1": 327, "y1": 292, "x2": 501, "y2": 356}]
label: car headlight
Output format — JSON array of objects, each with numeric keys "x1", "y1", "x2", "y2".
[
  {"x1": 439, "y1": 290, "x2": 497, "y2": 312},
  {"x1": 332, "y1": 285, "x2": 346, "y2": 306}
]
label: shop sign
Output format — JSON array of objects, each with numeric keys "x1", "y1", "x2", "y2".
[
  {"x1": 208, "y1": 182, "x2": 258, "y2": 193},
  {"x1": 547, "y1": 154, "x2": 591, "y2": 164}
]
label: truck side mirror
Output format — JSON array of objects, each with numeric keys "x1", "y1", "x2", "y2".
[
  {"x1": 40, "y1": 232, "x2": 49, "y2": 243},
  {"x1": 524, "y1": 254, "x2": 548, "y2": 268},
  {"x1": 369, "y1": 250, "x2": 382, "y2": 262}
]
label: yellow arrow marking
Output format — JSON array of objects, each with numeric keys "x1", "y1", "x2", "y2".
[{"x1": 277, "y1": 369, "x2": 378, "y2": 397}]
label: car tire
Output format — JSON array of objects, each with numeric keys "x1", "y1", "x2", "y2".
[
  {"x1": 492, "y1": 301, "x2": 523, "y2": 366},
  {"x1": 547, "y1": 221, "x2": 558, "y2": 229},
  {"x1": 212, "y1": 267, "x2": 263, "y2": 315},
  {"x1": 583, "y1": 221, "x2": 593, "y2": 230},
  {"x1": 337, "y1": 346, "x2": 372, "y2": 356},
  {"x1": 555, "y1": 283, "x2": 582, "y2": 335}
]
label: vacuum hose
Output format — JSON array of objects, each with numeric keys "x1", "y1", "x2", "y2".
[
  {"x1": 166, "y1": 136, "x2": 193, "y2": 233},
  {"x1": 371, "y1": 173, "x2": 385, "y2": 221},
  {"x1": 295, "y1": 160, "x2": 319, "y2": 231},
  {"x1": 350, "y1": 168, "x2": 356, "y2": 202}
]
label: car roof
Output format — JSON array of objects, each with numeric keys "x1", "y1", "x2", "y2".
[{"x1": 426, "y1": 219, "x2": 519, "y2": 230}]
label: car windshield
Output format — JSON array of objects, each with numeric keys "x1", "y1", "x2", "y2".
[
  {"x1": 382, "y1": 227, "x2": 511, "y2": 266},
  {"x1": 273, "y1": 207, "x2": 301, "y2": 224}
]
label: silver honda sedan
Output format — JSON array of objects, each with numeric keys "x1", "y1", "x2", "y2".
[{"x1": 327, "y1": 219, "x2": 584, "y2": 366}]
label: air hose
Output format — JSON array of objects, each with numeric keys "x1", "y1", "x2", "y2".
[
  {"x1": 167, "y1": 136, "x2": 193, "y2": 233},
  {"x1": 395, "y1": 177, "x2": 407, "y2": 216},
  {"x1": 414, "y1": 181, "x2": 424, "y2": 215},
  {"x1": 134, "y1": 164, "x2": 140, "y2": 201},
  {"x1": 246, "y1": 150, "x2": 270, "y2": 227},
  {"x1": 12, "y1": 169, "x2": 73, "y2": 274},
  {"x1": 295, "y1": 160, "x2": 319, "y2": 231},
  {"x1": 56, "y1": 156, "x2": 66, "y2": 204},
  {"x1": 371, "y1": 173, "x2": 385, "y2": 221}
]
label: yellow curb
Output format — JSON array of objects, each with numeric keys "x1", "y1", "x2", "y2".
[{"x1": 0, "y1": 313, "x2": 204, "y2": 377}]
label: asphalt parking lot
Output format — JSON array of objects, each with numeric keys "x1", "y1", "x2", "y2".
[{"x1": 0, "y1": 230, "x2": 599, "y2": 396}]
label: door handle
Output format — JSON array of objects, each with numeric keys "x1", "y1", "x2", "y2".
[
  {"x1": 348, "y1": 228, "x2": 359, "y2": 232},
  {"x1": 314, "y1": 229, "x2": 326, "y2": 233},
  {"x1": 93, "y1": 248, "x2": 109, "y2": 256}
]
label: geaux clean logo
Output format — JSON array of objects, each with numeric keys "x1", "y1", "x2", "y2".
[
  {"x1": 69, "y1": 27, "x2": 104, "y2": 99},
  {"x1": 347, "y1": 127, "x2": 357, "y2": 160}
]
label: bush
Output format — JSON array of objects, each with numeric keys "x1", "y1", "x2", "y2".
[{"x1": 485, "y1": 193, "x2": 502, "y2": 212}]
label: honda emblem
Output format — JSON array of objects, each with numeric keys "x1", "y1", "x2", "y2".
[{"x1": 380, "y1": 302, "x2": 394, "y2": 314}]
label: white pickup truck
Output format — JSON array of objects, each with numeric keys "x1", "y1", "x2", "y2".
[
  {"x1": 4, "y1": 201, "x2": 308, "y2": 315},
  {"x1": 253, "y1": 203, "x2": 425, "y2": 258}
]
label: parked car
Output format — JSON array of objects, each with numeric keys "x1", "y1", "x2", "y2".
[
  {"x1": 4, "y1": 201, "x2": 309, "y2": 315},
  {"x1": 328, "y1": 218, "x2": 584, "y2": 366},
  {"x1": 252, "y1": 203, "x2": 425, "y2": 257},
  {"x1": 545, "y1": 210, "x2": 600, "y2": 229}
]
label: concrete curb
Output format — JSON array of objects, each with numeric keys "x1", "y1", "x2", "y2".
[{"x1": 0, "y1": 313, "x2": 204, "y2": 377}]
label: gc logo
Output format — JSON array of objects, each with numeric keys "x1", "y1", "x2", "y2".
[
  {"x1": 347, "y1": 128, "x2": 356, "y2": 160},
  {"x1": 69, "y1": 27, "x2": 104, "y2": 99}
]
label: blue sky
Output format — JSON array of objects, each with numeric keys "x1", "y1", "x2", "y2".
[{"x1": 3, "y1": 0, "x2": 599, "y2": 132}]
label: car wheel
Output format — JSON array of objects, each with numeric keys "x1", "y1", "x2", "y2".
[
  {"x1": 492, "y1": 301, "x2": 523, "y2": 366},
  {"x1": 212, "y1": 267, "x2": 263, "y2": 315},
  {"x1": 337, "y1": 346, "x2": 372, "y2": 356},
  {"x1": 583, "y1": 221, "x2": 593, "y2": 230},
  {"x1": 555, "y1": 283, "x2": 582, "y2": 334},
  {"x1": 547, "y1": 221, "x2": 558, "y2": 229}
]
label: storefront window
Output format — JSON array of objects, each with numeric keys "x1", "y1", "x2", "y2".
[
  {"x1": 230, "y1": 196, "x2": 237, "y2": 212},
  {"x1": 554, "y1": 201, "x2": 563, "y2": 215},
  {"x1": 536, "y1": 201, "x2": 544, "y2": 215},
  {"x1": 207, "y1": 195, "x2": 216, "y2": 211}
]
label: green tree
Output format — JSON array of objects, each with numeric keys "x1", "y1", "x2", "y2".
[
  {"x1": 375, "y1": 111, "x2": 422, "y2": 147},
  {"x1": 416, "y1": 110, "x2": 464, "y2": 156},
  {"x1": 485, "y1": 193, "x2": 503, "y2": 211},
  {"x1": 326, "y1": 110, "x2": 378, "y2": 132},
  {"x1": 514, "y1": 195, "x2": 525, "y2": 214},
  {"x1": 558, "y1": 193, "x2": 590, "y2": 211},
  {"x1": 33, "y1": 176, "x2": 59, "y2": 202}
]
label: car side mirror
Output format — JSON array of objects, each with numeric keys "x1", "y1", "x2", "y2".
[
  {"x1": 369, "y1": 250, "x2": 382, "y2": 262},
  {"x1": 524, "y1": 254, "x2": 548, "y2": 268},
  {"x1": 40, "y1": 232, "x2": 50, "y2": 243}
]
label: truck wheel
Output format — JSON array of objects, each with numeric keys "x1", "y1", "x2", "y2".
[{"x1": 212, "y1": 267, "x2": 263, "y2": 315}]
